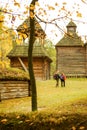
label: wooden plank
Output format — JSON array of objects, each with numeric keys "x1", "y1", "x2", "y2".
[{"x1": 18, "y1": 57, "x2": 28, "y2": 72}]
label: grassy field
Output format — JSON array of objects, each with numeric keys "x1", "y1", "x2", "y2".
[{"x1": 0, "y1": 78, "x2": 87, "y2": 114}]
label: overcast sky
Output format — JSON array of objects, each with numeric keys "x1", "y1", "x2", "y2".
[{"x1": 0, "y1": 0, "x2": 87, "y2": 44}]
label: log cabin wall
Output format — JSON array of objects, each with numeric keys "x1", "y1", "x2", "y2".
[
  {"x1": 0, "y1": 80, "x2": 30, "y2": 100},
  {"x1": 33, "y1": 58, "x2": 50, "y2": 80},
  {"x1": 56, "y1": 46, "x2": 86, "y2": 77},
  {"x1": 10, "y1": 57, "x2": 28, "y2": 70},
  {"x1": 7, "y1": 44, "x2": 52, "y2": 80},
  {"x1": 55, "y1": 21, "x2": 87, "y2": 77},
  {"x1": 33, "y1": 58, "x2": 45, "y2": 80},
  {"x1": 44, "y1": 59, "x2": 50, "y2": 80},
  {"x1": 9, "y1": 57, "x2": 51, "y2": 80}
]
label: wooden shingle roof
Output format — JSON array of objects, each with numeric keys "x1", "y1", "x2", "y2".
[
  {"x1": 17, "y1": 18, "x2": 46, "y2": 38},
  {"x1": 7, "y1": 43, "x2": 52, "y2": 62},
  {"x1": 66, "y1": 21, "x2": 77, "y2": 27},
  {"x1": 55, "y1": 33, "x2": 84, "y2": 47}
]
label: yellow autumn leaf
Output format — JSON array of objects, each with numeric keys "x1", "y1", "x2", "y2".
[
  {"x1": 18, "y1": 32, "x2": 22, "y2": 35},
  {"x1": 23, "y1": 24, "x2": 27, "y2": 29},
  {"x1": 25, "y1": 6, "x2": 29, "y2": 11},
  {"x1": 0, "y1": 15, "x2": 4, "y2": 21},
  {"x1": 77, "y1": 12, "x2": 82, "y2": 17},
  {"x1": 25, "y1": 119, "x2": 30, "y2": 122},
  {"x1": 81, "y1": 0, "x2": 87, "y2": 4},
  {"x1": 72, "y1": 126, "x2": 76, "y2": 130},
  {"x1": 16, "y1": 39, "x2": 21, "y2": 45},
  {"x1": 79, "y1": 126, "x2": 85, "y2": 130},
  {"x1": 61, "y1": 6, "x2": 65, "y2": 11},
  {"x1": 48, "y1": 6, "x2": 55, "y2": 10},
  {"x1": 0, "y1": 51, "x2": 1, "y2": 57},
  {"x1": 16, "y1": 115, "x2": 20, "y2": 119},
  {"x1": 0, "y1": 62, "x2": 4, "y2": 68},
  {"x1": 22, "y1": 33, "x2": 27, "y2": 39},
  {"x1": 1, "y1": 119, "x2": 8, "y2": 123},
  {"x1": 24, "y1": 10, "x2": 28, "y2": 14},
  {"x1": 5, "y1": 30, "x2": 9, "y2": 34},
  {"x1": 43, "y1": 10, "x2": 47, "y2": 15},
  {"x1": 14, "y1": 2, "x2": 20, "y2": 7},
  {"x1": 30, "y1": 11, "x2": 34, "y2": 18},
  {"x1": 38, "y1": 10, "x2": 42, "y2": 15},
  {"x1": 3, "y1": 9, "x2": 7, "y2": 13},
  {"x1": 11, "y1": 31, "x2": 16, "y2": 36},
  {"x1": 55, "y1": 3, "x2": 59, "y2": 6},
  {"x1": 35, "y1": 1, "x2": 40, "y2": 6},
  {"x1": 30, "y1": 4, "x2": 35, "y2": 10},
  {"x1": 0, "y1": 23, "x2": 2, "y2": 28},
  {"x1": 18, "y1": 32, "x2": 24, "y2": 37},
  {"x1": 69, "y1": 32, "x2": 73, "y2": 36},
  {"x1": 62, "y1": 2, "x2": 67, "y2": 5}
]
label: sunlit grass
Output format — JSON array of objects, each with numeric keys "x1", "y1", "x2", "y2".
[{"x1": 0, "y1": 78, "x2": 87, "y2": 114}]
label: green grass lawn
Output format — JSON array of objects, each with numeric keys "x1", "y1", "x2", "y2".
[{"x1": 0, "y1": 78, "x2": 87, "y2": 114}]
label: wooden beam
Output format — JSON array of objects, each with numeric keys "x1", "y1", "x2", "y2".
[{"x1": 18, "y1": 57, "x2": 28, "y2": 73}]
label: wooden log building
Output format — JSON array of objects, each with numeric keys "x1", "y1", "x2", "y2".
[
  {"x1": 7, "y1": 17, "x2": 52, "y2": 80},
  {"x1": 55, "y1": 21, "x2": 87, "y2": 77},
  {"x1": 7, "y1": 41, "x2": 52, "y2": 80}
]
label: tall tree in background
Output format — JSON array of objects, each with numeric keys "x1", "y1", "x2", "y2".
[
  {"x1": 0, "y1": 9, "x2": 16, "y2": 68},
  {"x1": 44, "y1": 39, "x2": 56, "y2": 76},
  {"x1": 0, "y1": 9, "x2": 11, "y2": 67}
]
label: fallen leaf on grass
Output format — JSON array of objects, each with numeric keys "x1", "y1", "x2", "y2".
[
  {"x1": 72, "y1": 126, "x2": 76, "y2": 130},
  {"x1": 79, "y1": 126, "x2": 85, "y2": 130},
  {"x1": 1, "y1": 119, "x2": 8, "y2": 123}
]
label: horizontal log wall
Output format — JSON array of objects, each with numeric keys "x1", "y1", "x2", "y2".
[
  {"x1": 57, "y1": 46, "x2": 86, "y2": 77},
  {"x1": 0, "y1": 80, "x2": 31, "y2": 100},
  {"x1": 44, "y1": 59, "x2": 50, "y2": 80},
  {"x1": 10, "y1": 57, "x2": 51, "y2": 80},
  {"x1": 33, "y1": 58, "x2": 44, "y2": 80}
]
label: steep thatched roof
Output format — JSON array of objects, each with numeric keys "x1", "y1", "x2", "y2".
[
  {"x1": 7, "y1": 42, "x2": 52, "y2": 63},
  {"x1": 17, "y1": 18, "x2": 46, "y2": 38}
]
